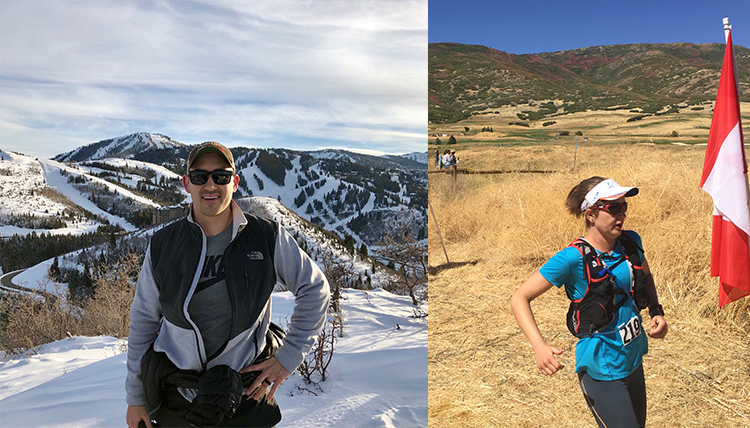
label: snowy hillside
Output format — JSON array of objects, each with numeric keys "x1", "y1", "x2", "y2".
[
  {"x1": 6, "y1": 195, "x2": 400, "y2": 299},
  {"x1": 81, "y1": 157, "x2": 183, "y2": 184},
  {"x1": 0, "y1": 289, "x2": 428, "y2": 428},
  {"x1": 230, "y1": 148, "x2": 426, "y2": 246},
  {"x1": 238, "y1": 196, "x2": 395, "y2": 289},
  {"x1": 0, "y1": 149, "x2": 161, "y2": 235}
]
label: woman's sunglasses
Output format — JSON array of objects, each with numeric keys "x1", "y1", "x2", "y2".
[
  {"x1": 591, "y1": 202, "x2": 628, "y2": 215},
  {"x1": 188, "y1": 169, "x2": 234, "y2": 185}
]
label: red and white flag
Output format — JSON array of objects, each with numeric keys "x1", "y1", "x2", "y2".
[{"x1": 700, "y1": 28, "x2": 750, "y2": 307}]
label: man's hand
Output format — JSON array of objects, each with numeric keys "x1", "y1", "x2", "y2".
[
  {"x1": 239, "y1": 356, "x2": 290, "y2": 402},
  {"x1": 126, "y1": 405, "x2": 152, "y2": 428},
  {"x1": 648, "y1": 315, "x2": 668, "y2": 339}
]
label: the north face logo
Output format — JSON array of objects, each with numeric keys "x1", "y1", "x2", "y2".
[{"x1": 248, "y1": 251, "x2": 264, "y2": 260}]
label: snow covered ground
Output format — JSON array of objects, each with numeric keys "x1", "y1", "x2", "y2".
[{"x1": 0, "y1": 289, "x2": 427, "y2": 427}]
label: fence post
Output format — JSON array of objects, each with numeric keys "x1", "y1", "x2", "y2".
[{"x1": 428, "y1": 199, "x2": 450, "y2": 264}]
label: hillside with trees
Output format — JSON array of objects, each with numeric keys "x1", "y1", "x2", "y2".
[{"x1": 429, "y1": 42, "x2": 750, "y2": 123}]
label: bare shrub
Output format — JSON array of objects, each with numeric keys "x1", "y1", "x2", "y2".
[
  {"x1": 378, "y1": 214, "x2": 427, "y2": 305},
  {"x1": 320, "y1": 252, "x2": 357, "y2": 316},
  {"x1": 0, "y1": 253, "x2": 142, "y2": 356},
  {"x1": 297, "y1": 318, "x2": 338, "y2": 385},
  {"x1": 0, "y1": 283, "x2": 79, "y2": 355},
  {"x1": 78, "y1": 252, "x2": 141, "y2": 338}
]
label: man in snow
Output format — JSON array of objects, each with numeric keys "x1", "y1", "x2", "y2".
[{"x1": 125, "y1": 141, "x2": 329, "y2": 427}]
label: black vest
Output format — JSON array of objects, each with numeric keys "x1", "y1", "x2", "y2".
[{"x1": 150, "y1": 213, "x2": 278, "y2": 342}]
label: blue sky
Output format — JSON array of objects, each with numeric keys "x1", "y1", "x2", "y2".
[
  {"x1": 429, "y1": 0, "x2": 750, "y2": 54},
  {"x1": 0, "y1": 0, "x2": 427, "y2": 158}
]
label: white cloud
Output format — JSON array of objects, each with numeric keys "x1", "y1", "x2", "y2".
[{"x1": 0, "y1": 0, "x2": 427, "y2": 158}]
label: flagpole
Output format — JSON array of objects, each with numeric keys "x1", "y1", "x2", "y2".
[
  {"x1": 723, "y1": 17, "x2": 731, "y2": 43},
  {"x1": 726, "y1": 14, "x2": 750, "y2": 295},
  {"x1": 723, "y1": 17, "x2": 748, "y2": 204}
]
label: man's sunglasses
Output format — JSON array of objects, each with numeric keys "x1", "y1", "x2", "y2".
[
  {"x1": 591, "y1": 202, "x2": 628, "y2": 215},
  {"x1": 188, "y1": 169, "x2": 234, "y2": 185}
]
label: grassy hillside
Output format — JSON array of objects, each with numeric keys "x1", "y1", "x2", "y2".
[
  {"x1": 428, "y1": 144, "x2": 750, "y2": 427},
  {"x1": 429, "y1": 42, "x2": 750, "y2": 123}
]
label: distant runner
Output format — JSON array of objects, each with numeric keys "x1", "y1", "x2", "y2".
[{"x1": 510, "y1": 176, "x2": 668, "y2": 428}]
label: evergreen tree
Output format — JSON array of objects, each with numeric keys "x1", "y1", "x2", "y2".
[
  {"x1": 343, "y1": 234, "x2": 355, "y2": 255},
  {"x1": 50, "y1": 256, "x2": 60, "y2": 277}
]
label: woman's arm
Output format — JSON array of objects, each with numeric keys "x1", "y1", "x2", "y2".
[
  {"x1": 510, "y1": 271, "x2": 565, "y2": 375},
  {"x1": 641, "y1": 260, "x2": 668, "y2": 339}
]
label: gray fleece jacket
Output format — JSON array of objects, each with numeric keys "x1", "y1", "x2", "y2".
[{"x1": 126, "y1": 201, "x2": 329, "y2": 406}]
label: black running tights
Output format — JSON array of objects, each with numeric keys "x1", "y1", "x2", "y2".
[{"x1": 577, "y1": 364, "x2": 646, "y2": 428}]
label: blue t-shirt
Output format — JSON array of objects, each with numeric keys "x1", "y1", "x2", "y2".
[{"x1": 539, "y1": 230, "x2": 648, "y2": 381}]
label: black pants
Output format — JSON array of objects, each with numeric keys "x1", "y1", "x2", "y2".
[
  {"x1": 154, "y1": 387, "x2": 278, "y2": 428},
  {"x1": 578, "y1": 364, "x2": 647, "y2": 428}
]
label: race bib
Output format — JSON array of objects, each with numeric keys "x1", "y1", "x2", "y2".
[{"x1": 618, "y1": 316, "x2": 642, "y2": 346}]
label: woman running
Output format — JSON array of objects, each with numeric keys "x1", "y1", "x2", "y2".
[{"x1": 510, "y1": 176, "x2": 668, "y2": 428}]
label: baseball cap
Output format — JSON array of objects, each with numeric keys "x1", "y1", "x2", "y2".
[
  {"x1": 186, "y1": 141, "x2": 235, "y2": 173},
  {"x1": 581, "y1": 178, "x2": 638, "y2": 211}
]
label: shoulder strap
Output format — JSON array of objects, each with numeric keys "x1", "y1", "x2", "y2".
[
  {"x1": 617, "y1": 232, "x2": 649, "y2": 310},
  {"x1": 567, "y1": 238, "x2": 610, "y2": 302},
  {"x1": 616, "y1": 232, "x2": 643, "y2": 267}
]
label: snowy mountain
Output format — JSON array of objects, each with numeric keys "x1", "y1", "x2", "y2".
[
  {"x1": 54, "y1": 132, "x2": 185, "y2": 163},
  {"x1": 0, "y1": 142, "x2": 426, "y2": 300},
  {"x1": 1, "y1": 134, "x2": 427, "y2": 247},
  {"x1": 393, "y1": 151, "x2": 428, "y2": 165},
  {"x1": 230, "y1": 147, "x2": 426, "y2": 245}
]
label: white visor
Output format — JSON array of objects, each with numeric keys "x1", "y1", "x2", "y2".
[{"x1": 581, "y1": 179, "x2": 639, "y2": 212}]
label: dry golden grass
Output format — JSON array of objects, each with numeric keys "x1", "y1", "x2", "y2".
[
  {"x1": 428, "y1": 143, "x2": 750, "y2": 427},
  {"x1": 428, "y1": 102, "x2": 750, "y2": 150}
]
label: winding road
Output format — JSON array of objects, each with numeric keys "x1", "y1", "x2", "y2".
[
  {"x1": 0, "y1": 269, "x2": 27, "y2": 292},
  {"x1": 0, "y1": 269, "x2": 58, "y2": 303}
]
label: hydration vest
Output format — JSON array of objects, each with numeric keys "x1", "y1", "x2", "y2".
[{"x1": 565, "y1": 233, "x2": 648, "y2": 338}]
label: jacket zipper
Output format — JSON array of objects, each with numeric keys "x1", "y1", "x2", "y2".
[{"x1": 186, "y1": 226, "x2": 208, "y2": 371}]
